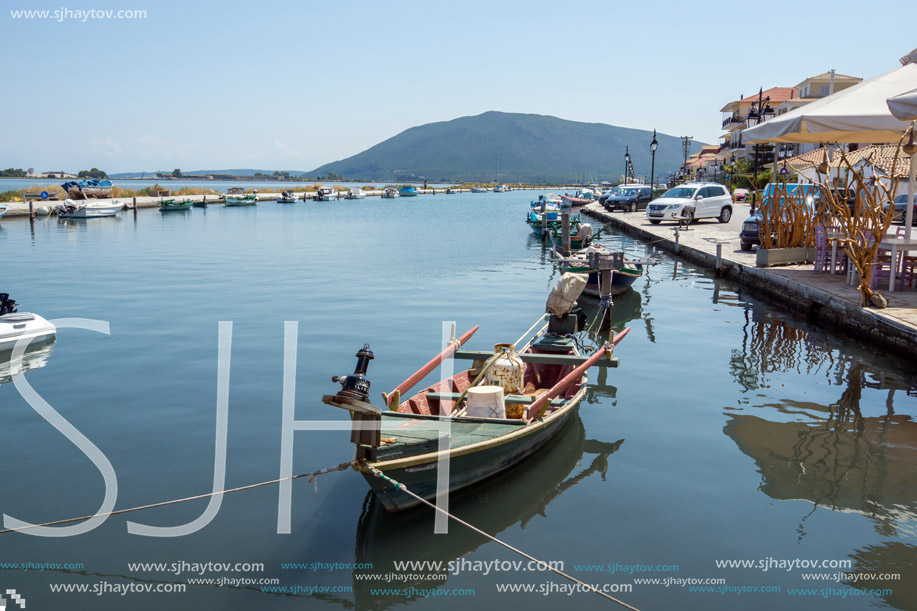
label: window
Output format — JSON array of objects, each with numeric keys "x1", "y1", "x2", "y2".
[
  {"x1": 819, "y1": 85, "x2": 829, "y2": 97},
  {"x1": 712, "y1": 186, "x2": 727, "y2": 197}
]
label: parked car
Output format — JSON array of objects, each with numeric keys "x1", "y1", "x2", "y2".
[
  {"x1": 603, "y1": 185, "x2": 653, "y2": 212},
  {"x1": 733, "y1": 188, "x2": 749, "y2": 202},
  {"x1": 739, "y1": 183, "x2": 818, "y2": 251},
  {"x1": 598, "y1": 186, "x2": 621, "y2": 206},
  {"x1": 883, "y1": 193, "x2": 917, "y2": 224},
  {"x1": 645, "y1": 182, "x2": 733, "y2": 225}
]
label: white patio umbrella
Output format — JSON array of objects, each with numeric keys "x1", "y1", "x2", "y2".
[
  {"x1": 886, "y1": 86, "x2": 917, "y2": 235},
  {"x1": 744, "y1": 56, "x2": 917, "y2": 238}
]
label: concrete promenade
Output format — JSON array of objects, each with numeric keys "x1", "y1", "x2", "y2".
[{"x1": 580, "y1": 202, "x2": 917, "y2": 362}]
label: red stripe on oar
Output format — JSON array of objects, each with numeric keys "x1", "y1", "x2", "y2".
[
  {"x1": 525, "y1": 327, "x2": 630, "y2": 421},
  {"x1": 391, "y1": 325, "x2": 479, "y2": 399}
]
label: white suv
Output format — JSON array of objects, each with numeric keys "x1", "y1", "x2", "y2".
[{"x1": 645, "y1": 182, "x2": 734, "y2": 224}]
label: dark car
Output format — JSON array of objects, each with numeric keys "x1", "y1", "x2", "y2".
[
  {"x1": 883, "y1": 193, "x2": 917, "y2": 224},
  {"x1": 604, "y1": 186, "x2": 652, "y2": 213},
  {"x1": 739, "y1": 183, "x2": 818, "y2": 251},
  {"x1": 597, "y1": 186, "x2": 620, "y2": 206}
]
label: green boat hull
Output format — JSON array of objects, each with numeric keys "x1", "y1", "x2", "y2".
[{"x1": 360, "y1": 384, "x2": 586, "y2": 512}]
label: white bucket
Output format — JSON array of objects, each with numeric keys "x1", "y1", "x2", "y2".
[{"x1": 466, "y1": 386, "x2": 506, "y2": 419}]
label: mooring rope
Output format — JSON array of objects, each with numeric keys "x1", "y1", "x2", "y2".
[
  {"x1": 362, "y1": 463, "x2": 640, "y2": 610},
  {"x1": 0, "y1": 461, "x2": 359, "y2": 535}
]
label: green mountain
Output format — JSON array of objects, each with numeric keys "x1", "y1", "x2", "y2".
[{"x1": 309, "y1": 111, "x2": 706, "y2": 183}]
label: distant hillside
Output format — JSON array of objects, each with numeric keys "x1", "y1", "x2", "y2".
[{"x1": 309, "y1": 111, "x2": 706, "y2": 183}]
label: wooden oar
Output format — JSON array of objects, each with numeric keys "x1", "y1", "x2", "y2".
[
  {"x1": 525, "y1": 327, "x2": 630, "y2": 422},
  {"x1": 382, "y1": 325, "x2": 479, "y2": 409}
]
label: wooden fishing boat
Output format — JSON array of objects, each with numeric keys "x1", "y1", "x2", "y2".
[
  {"x1": 560, "y1": 189, "x2": 597, "y2": 207},
  {"x1": 552, "y1": 245, "x2": 647, "y2": 297},
  {"x1": 526, "y1": 211, "x2": 594, "y2": 248},
  {"x1": 323, "y1": 278, "x2": 629, "y2": 512},
  {"x1": 224, "y1": 188, "x2": 258, "y2": 206},
  {"x1": 61, "y1": 179, "x2": 113, "y2": 199},
  {"x1": 159, "y1": 199, "x2": 193, "y2": 211}
]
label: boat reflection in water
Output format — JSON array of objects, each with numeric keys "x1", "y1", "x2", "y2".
[
  {"x1": 0, "y1": 338, "x2": 55, "y2": 386},
  {"x1": 352, "y1": 413, "x2": 624, "y2": 610},
  {"x1": 724, "y1": 304, "x2": 917, "y2": 608}
]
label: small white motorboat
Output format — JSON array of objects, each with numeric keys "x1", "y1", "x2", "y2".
[
  {"x1": 0, "y1": 294, "x2": 56, "y2": 353},
  {"x1": 470, "y1": 187, "x2": 491, "y2": 193},
  {"x1": 0, "y1": 309, "x2": 56, "y2": 352},
  {"x1": 313, "y1": 188, "x2": 338, "y2": 201},
  {"x1": 56, "y1": 199, "x2": 123, "y2": 219},
  {"x1": 276, "y1": 191, "x2": 298, "y2": 203},
  {"x1": 345, "y1": 188, "x2": 366, "y2": 200},
  {"x1": 380, "y1": 188, "x2": 399, "y2": 199}
]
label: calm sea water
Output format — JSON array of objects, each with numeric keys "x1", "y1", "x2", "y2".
[
  {"x1": 1, "y1": 192, "x2": 915, "y2": 610},
  {"x1": 1, "y1": 178, "x2": 475, "y2": 193}
]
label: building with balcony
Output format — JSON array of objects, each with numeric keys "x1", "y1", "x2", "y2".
[{"x1": 719, "y1": 86, "x2": 798, "y2": 164}]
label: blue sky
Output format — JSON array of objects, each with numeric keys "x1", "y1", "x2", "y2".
[{"x1": 1, "y1": 0, "x2": 911, "y2": 173}]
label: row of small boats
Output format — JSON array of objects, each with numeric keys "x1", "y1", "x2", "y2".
[{"x1": 525, "y1": 193, "x2": 647, "y2": 297}]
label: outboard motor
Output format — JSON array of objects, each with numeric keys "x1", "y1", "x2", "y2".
[
  {"x1": 0, "y1": 294, "x2": 17, "y2": 316},
  {"x1": 323, "y1": 344, "x2": 382, "y2": 447}
]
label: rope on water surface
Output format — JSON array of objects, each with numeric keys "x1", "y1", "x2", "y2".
[
  {"x1": 362, "y1": 463, "x2": 641, "y2": 610},
  {"x1": 0, "y1": 461, "x2": 359, "y2": 535}
]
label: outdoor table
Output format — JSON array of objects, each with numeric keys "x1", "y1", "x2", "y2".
[{"x1": 879, "y1": 237, "x2": 917, "y2": 292}]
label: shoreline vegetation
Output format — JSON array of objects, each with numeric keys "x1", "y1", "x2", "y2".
[{"x1": 0, "y1": 182, "x2": 567, "y2": 203}]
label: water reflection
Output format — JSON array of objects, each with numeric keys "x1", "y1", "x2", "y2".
[
  {"x1": 0, "y1": 339, "x2": 55, "y2": 385},
  {"x1": 352, "y1": 414, "x2": 624, "y2": 610},
  {"x1": 724, "y1": 304, "x2": 917, "y2": 545},
  {"x1": 847, "y1": 542, "x2": 917, "y2": 608}
]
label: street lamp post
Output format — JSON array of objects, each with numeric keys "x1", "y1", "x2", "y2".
[
  {"x1": 745, "y1": 87, "x2": 773, "y2": 214},
  {"x1": 650, "y1": 130, "x2": 658, "y2": 194},
  {"x1": 624, "y1": 146, "x2": 631, "y2": 186}
]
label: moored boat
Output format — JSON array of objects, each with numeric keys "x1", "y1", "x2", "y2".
[
  {"x1": 526, "y1": 210, "x2": 594, "y2": 248},
  {"x1": 470, "y1": 187, "x2": 491, "y2": 193},
  {"x1": 159, "y1": 198, "x2": 194, "y2": 211},
  {"x1": 560, "y1": 189, "x2": 597, "y2": 207},
  {"x1": 345, "y1": 188, "x2": 366, "y2": 200},
  {"x1": 381, "y1": 188, "x2": 399, "y2": 199},
  {"x1": 0, "y1": 294, "x2": 57, "y2": 353},
  {"x1": 313, "y1": 188, "x2": 338, "y2": 201},
  {"x1": 493, "y1": 184, "x2": 512, "y2": 193},
  {"x1": 322, "y1": 277, "x2": 630, "y2": 512},
  {"x1": 224, "y1": 188, "x2": 258, "y2": 206},
  {"x1": 276, "y1": 191, "x2": 297, "y2": 203},
  {"x1": 0, "y1": 204, "x2": 6, "y2": 219},
  {"x1": 56, "y1": 199, "x2": 123, "y2": 218},
  {"x1": 552, "y1": 245, "x2": 648, "y2": 297},
  {"x1": 398, "y1": 185, "x2": 419, "y2": 197},
  {"x1": 61, "y1": 178, "x2": 113, "y2": 199}
]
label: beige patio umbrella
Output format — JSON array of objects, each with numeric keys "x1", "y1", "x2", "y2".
[
  {"x1": 886, "y1": 84, "x2": 917, "y2": 235},
  {"x1": 744, "y1": 52, "x2": 917, "y2": 238}
]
